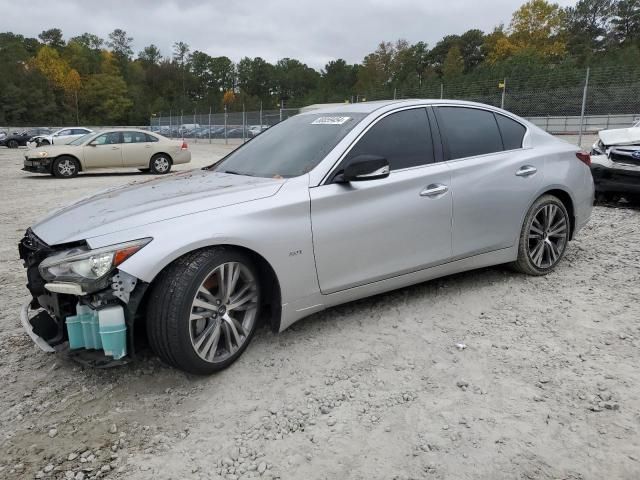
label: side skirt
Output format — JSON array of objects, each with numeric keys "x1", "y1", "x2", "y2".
[{"x1": 279, "y1": 246, "x2": 517, "y2": 332}]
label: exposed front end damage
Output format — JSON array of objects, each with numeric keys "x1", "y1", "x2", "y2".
[
  {"x1": 591, "y1": 149, "x2": 640, "y2": 200},
  {"x1": 18, "y1": 229, "x2": 149, "y2": 367}
]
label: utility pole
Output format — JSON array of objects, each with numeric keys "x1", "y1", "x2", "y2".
[
  {"x1": 578, "y1": 67, "x2": 590, "y2": 148},
  {"x1": 500, "y1": 78, "x2": 507, "y2": 109},
  {"x1": 440, "y1": 83, "x2": 444, "y2": 99}
]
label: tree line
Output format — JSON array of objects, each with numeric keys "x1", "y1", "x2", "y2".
[{"x1": 0, "y1": 0, "x2": 639, "y2": 126}]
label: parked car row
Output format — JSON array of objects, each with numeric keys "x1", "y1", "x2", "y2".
[{"x1": 148, "y1": 124, "x2": 270, "y2": 139}]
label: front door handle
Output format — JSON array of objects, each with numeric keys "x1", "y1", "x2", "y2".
[
  {"x1": 420, "y1": 184, "x2": 449, "y2": 197},
  {"x1": 515, "y1": 165, "x2": 537, "y2": 177}
]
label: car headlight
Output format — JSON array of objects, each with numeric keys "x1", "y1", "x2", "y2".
[
  {"x1": 37, "y1": 151, "x2": 48, "y2": 158},
  {"x1": 39, "y1": 238, "x2": 152, "y2": 287}
]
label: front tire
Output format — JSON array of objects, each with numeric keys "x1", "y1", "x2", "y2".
[
  {"x1": 8, "y1": 139, "x2": 18, "y2": 149},
  {"x1": 146, "y1": 248, "x2": 261, "y2": 374},
  {"x1": 52, "y1": 156, "x2": 80, "y2": 178},
  {"x1": 149, "y1": 154, "x2": 172, "y2": 174},
  {"x1": 512, "y1": 194, "x2": 570, "y2": 275}
]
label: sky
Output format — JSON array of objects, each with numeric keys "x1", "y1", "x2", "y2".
[{"x1": 0, "y1": 0, "x2": 578, "y2": 69}]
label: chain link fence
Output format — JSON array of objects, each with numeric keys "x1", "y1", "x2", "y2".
[{"x1": 149, "y1": 108, "x2": 299, "y2": 143}]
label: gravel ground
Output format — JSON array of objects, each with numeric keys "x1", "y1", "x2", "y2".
[{"x1": 1, "y1": 135, "x2": 640, "y2": 480}]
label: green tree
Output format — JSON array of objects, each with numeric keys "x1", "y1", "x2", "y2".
[
  {"x1": 107, "y1": 29, "x2": 133, "y2": 59},
  {"x1": 610, "y1": 0, "x2": 640, "y2": 44},
  {"x1": 442, "y1": 45, "x2": 464, "y2": 80},
  {"x1": 38, "y1": 28, "x2": 64, "y2": 50},
  {"x1": 81, "y1": 73, "x2": 132, "y2": 123},
  {"x1": 565, "y1": 0, "x2": 613, "y2": 57},
  {"x1": 138, "y1": 44, "x2": 162, "y2": 65}
]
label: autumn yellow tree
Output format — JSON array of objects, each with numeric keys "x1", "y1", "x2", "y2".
[
  {"x1": 486, "y1": 0, "x2": 566, "y2": 63},
  {"x1": 222, "y1": 89, "x2": 236, "y2": 107},
  {"x1": 32, "y1": 45, "x2": 83, "y2": 121}
]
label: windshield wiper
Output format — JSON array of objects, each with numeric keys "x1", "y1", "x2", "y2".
[{"x1": 221, "y1": 169, "x2": 254, "y2": 177}]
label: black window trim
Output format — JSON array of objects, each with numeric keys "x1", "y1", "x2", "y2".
[
  {"x1": 321, "y1": 105, "x2": 441, "y2": 185},
  {"x1": 433, "y1": 104, "x2": 529, "y2": 163}
]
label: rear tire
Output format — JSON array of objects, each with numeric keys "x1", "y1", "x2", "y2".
[
  {"x1": 149, "y1": 154, "x2": 172, "y2": 174},
  {"x1": 512, "y1": 194, "x2": 570, "y2": 276},
  {"x1": 146, "y1": 248, "x2": 261, "y2": 374},
  {"x1": 52, "y1": 156, "x2": 80, "y2": 178}
]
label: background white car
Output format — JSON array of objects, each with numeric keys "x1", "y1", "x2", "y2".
[{"x1": 31, "y1": 127, "x2": 93, "y2": 147}]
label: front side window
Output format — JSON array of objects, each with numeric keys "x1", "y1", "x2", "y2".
[
  {"x1": 92, "y1": 132, "x2": 121, "y2": 145},
  {"x1": 437, "y1": 107, "x2": 503, "y2": 160},
  {"x1": 344, "y1": 108, "x2": 434, "y2": 170}
]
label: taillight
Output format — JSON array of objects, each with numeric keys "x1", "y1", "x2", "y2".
[
  {"x1": 181, "y1": 141, "x2": 188, "y2": 150},
  {"x1": 575, "y1": 151, "x2": 591, "y2": 166}
]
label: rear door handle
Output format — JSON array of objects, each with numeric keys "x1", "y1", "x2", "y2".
[
  {"x1": 420, "y1": 184, "x2": 449, "y2": 197},
  {"x1": 111, "y1": 146, "x2": 119, "y2": 150},
  {"x1": 515, "y1": 165, "x2": 537, "y2": 177}
]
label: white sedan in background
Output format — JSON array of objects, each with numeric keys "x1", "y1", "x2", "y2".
[
  {"x1": 23, "y1": 129, "x2": 191, "y2": 178},
  {"x1": 30, "y1": 127, "x2": 94, "y2": 147}
]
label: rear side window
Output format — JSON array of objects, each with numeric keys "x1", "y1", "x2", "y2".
[
  {"x1": 122, "y1": 131, "x2": 147, "y2": 143},
  {"x1": 145, "y1": 133, "x2": 159, "y2": 142},
  {"x1": 495, "y1": 114, "x2": 526, "y2": 150},
  {"x1": 345, "y1": 108, "x2": 434, "y2": 170},
  {"x1": 437, "y1": 107, "x2": 503, "y2": 160}
]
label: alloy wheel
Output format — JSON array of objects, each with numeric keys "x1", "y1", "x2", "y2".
[
  {"x1": 153, "y1": 156, "x2": 170, "y2": 173},
  {"x1": 527, "y1": 203, "x2": 568, "y2": 269},
  {"x1": 189, "y1": 262, "x2": 259, "y2": 364},
  {"x1": 57, "y1": 159, "x2": 77, "y2": 177}
]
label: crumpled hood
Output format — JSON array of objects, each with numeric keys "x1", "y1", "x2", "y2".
[
  {"x1": 32, "y1": 170, "x2": 285, "y2": 245},
  {"x1": 599, "y1": 127, "x2": 640, "y2": 146}
]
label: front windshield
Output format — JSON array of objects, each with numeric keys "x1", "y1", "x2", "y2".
[
  {"x1": 212, "y1": 112, "x2": 366, "y2": 178},
  {"x1": 69, "y1": 133, "x2": 94, "y2": 145}
]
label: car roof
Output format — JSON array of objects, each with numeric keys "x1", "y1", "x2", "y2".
[{"x1": 297, "y1": 99, "x2": 503, "y2": 115}]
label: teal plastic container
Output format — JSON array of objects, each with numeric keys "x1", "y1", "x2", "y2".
[
  {"x1": 98, "y1": 306, "x2": 127, "y2": 360},
  {"x1": 79, "y1": 309, "x2": 102, "y2": 349},
  {"x1": 65, "y1": 304, "x2": 126, "y2": 359},
  {"x1": 65, "y1": 314, "x2": 84, "y2": 350}
]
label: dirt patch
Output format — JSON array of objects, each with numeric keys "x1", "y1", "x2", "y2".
[{"x1": 1, "y1": 140, "x2": 639, "y2": 480}]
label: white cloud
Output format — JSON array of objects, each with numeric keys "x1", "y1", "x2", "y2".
[{"x1": 0, "y1": 0, "x2": 578, "y2": 69}]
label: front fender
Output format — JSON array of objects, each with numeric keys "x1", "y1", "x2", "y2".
[{"x1": 86, "y1": 175, "x2": 319, "y2": 306}]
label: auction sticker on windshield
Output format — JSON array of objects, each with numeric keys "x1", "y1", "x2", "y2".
[{"x1": 311, "y1": 116, "x2": 351, "y2": 125}]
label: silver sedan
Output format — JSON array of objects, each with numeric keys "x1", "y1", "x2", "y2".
[{"x1": 19, "y1": 100, "x2": 594, "y2": 373}]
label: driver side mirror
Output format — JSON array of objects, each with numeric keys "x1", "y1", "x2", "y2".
[{"x1": 333, "y1": 155, "x2": 390, "y2": 183}]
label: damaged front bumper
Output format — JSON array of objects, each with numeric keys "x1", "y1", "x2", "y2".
[
  {"x1": 23, "y1": 155, "x2": 53, "y2": 174},
  {"x1": 591, "y1": 154, "x2": 640, "y2": 196},
  {"x1": 18, "y1": 229, "x2": 149, "y2": 367}
]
